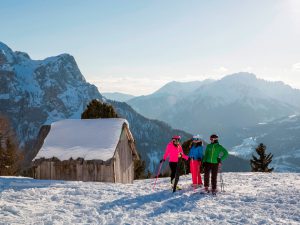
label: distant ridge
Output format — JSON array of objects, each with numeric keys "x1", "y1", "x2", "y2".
[{"x1": 103, "y1": 92, "x2": 135, "y2": 102}]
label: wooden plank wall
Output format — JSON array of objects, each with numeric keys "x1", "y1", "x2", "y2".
[
  {"x1": 114, "y1": 128, "x2": 134, "y2": 183},
  {"x1": 35, "y1": 160, "x2": 114, "y2": 182}
]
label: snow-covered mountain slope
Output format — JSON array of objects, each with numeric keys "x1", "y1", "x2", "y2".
[
  {"x1": 127, "y1": 73, "x2": 300, "y2": 143},
  {"x1": 231, "y1": 115, "x2": 300, "y2": 172},
  {"x1": 102, "y1": 92, "x2": 135, "y2": 102},
  {"x1": 127, "y1": 73, "x2": 300, "y2": 172},
  {"x1": 1, "y1": 173, "x2": 299, "y2": 224},
  {"x1": 0, "y1": 42, "x2": 102, "y2": 160},
  {"x1": 127, "y1": 80, "x2": 214, "y2": 119}
]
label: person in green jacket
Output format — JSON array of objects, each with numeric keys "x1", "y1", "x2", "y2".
[{"x1": 203, "y1": 134, "x2": 228, "y2": 194}]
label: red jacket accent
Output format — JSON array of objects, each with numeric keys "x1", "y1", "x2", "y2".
[{"x1": 163, "y1": 141, "x2": 188, "y2": 162}]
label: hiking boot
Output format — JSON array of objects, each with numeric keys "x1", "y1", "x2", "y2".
[
  {"x1": 212, "y1": 189, "x2": 217, "y2": 195},
  {"x1": 176, "y1": 185, "x2": 182, "y2": 190},
  {"x1": 172, "y1": 185, "x2": 182, "y2": 190}
]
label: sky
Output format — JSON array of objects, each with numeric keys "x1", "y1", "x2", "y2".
[{"x1": 1, "y1": 0, "x2": 300, "y2": 95}]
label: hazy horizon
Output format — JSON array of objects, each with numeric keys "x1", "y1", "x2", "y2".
[{"x1": 1, "y1": 0, "x2": 300, "y2": 95}]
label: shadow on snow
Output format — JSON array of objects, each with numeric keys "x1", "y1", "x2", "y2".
[
  {"x1": 0, "y1": 176, "x2": 65, "y2": 193},
  {"x1": 98, "y1": 188, "x2": 208, "y2": 217}
]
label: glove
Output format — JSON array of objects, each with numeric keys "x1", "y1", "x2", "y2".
[
  {"x1": 160, "y1": 159, "x2": 165, "y2": 163},
  {"x1": 217, "y1": 158, "x2": 221, "y2": 163}
]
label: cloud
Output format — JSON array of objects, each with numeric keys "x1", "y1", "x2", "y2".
[
  {"x1": 88, "y1": 74, "x2": 213, "y2": 96},
  {"x1": 292, "y1": 62, "x2": 300, "y2": 72},
  {"x1": 242, "y1": 66, "x2": 253, "y2": 72},
  {"x1": 213, "y1": 66, "x2": 229, "y2": 73},
  {"x1": 88, "y1": 77, "x2": 171, "y2": 96}
]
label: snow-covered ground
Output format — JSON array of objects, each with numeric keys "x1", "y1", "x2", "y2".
[
  {"x1": 230, "y1": 137, "x2": 258, "y2": 158},
  {"x1": 0, "y1": 173, "x2": 299, "y2": 225}
]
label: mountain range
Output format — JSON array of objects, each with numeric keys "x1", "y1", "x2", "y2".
[
  {"x1": 127, "y1": 75, "x2": 300, "y2": 171},
  {"x1": 128, "y1": 73, "x2": 300, "y2": 145},
  {"x1": 0, "y1": 41, "x2": 248, "y2": 172}
]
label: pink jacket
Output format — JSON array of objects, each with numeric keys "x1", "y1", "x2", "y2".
[{"x1": 163, "y1": 142, "x2": 189, "y2": 162}]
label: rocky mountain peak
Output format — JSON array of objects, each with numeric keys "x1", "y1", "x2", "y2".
[
  {"x1": 219, "y1": 72, "x2": 257, "y2": 84},
  {"x1": 0, "y1": 42, "x2": 102, "y2": 159},
  {"x1": 0, "y1": 42, "x2": 15, "y2": 65},
  {"x1": 15, "y1": 51, "x2": 31, "y2": 62}
]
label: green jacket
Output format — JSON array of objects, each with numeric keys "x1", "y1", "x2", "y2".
[{"x1": 203, "y1": 142, "x2": 228, "y2": 164}]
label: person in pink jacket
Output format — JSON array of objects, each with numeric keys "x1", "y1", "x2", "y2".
[{"x1": 160, "y1": 135, "x2": 189, "y2": 188}]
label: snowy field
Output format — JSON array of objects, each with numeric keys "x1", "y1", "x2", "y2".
[{"x1": 0, "y1": 173, "x2": 299, "y2": 225}]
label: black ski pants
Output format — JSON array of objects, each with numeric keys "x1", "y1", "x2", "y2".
[
  {"x1": 169, "y1": 162, "x2": 178, "y2": 183},
  {"x1": 204, "y1": 162, "x2": 219, "y2": 190}
]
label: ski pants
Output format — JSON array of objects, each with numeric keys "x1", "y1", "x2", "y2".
[
  {"x1": 169, "y1": 162, "x2": 178, "y2": 183},
  {"x1": 204, "y1": 162, "x2": 219, "y2": 190},
  {"x1": 190, "y1": 159, "x2": 202, "y2": 185}
]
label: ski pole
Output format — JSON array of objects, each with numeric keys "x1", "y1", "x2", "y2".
[
  {"x1": 152, "y1": 161, "x2": 163, "y2": 191},
  {"x1": 218, "y1": 163, "x2": 225, "y2": 192},
  {"x1": 197, "y1": 160, "x2": 202, "y2": 188},
  {"x1": 183, "y1": 159, "x2": 187, "y2": 177}
]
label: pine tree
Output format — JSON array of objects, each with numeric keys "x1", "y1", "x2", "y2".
[
  {"x1": 134, "y1": 154, "x2": 147, "y2": 179},
  {"x1": 250, "y1": 143, "x2": 274, "y2": 172},
  {"x1": 0, "y1": 138, "x2": 23, "y2": 175},
  {"x1": 0, "y1": 116, "x2": 23, "y2": 176},
  {"x1": 81, "y1": 99, "x2": 118, "y2": 119},
  {"x1": 0, "y1": 144, "x2": 5, "y2": 174}
]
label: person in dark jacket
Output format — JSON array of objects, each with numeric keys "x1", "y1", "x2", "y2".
[{"x1": 203, "y1": 134, "x2": 228, "y2": 194}]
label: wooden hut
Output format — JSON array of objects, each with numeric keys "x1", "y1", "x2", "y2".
[{"x1": 32, "y1": 118, "x2": 139, "y2": 184}]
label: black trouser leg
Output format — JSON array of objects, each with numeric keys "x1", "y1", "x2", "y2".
[
  {"x1": 172, "y1": 158, "x2": 182, "y2": 192},
  {"x1": 169, "y1": 162, "x2": 178, "y2": 183},
  {"x1": 211, "y1": 163, "x2": 219, "y2": 190},
  {"x1": 204, "y1": 163, "x2": 212, "y2": 188}
]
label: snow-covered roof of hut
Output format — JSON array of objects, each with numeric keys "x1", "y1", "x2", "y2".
[{"x1": 34, "y1": 118, "x2": 132, "y2": 161}]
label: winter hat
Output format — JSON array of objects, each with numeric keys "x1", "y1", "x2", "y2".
[
  {"x1": 172, "y1": 135, "x2": 181, "y2": 140},
  {"x1": 192, "y1": 134, "x2": 201, "y2": 141},
  {"x1": 210, "y1": 134, "x2": 219, "y2": 140}
]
